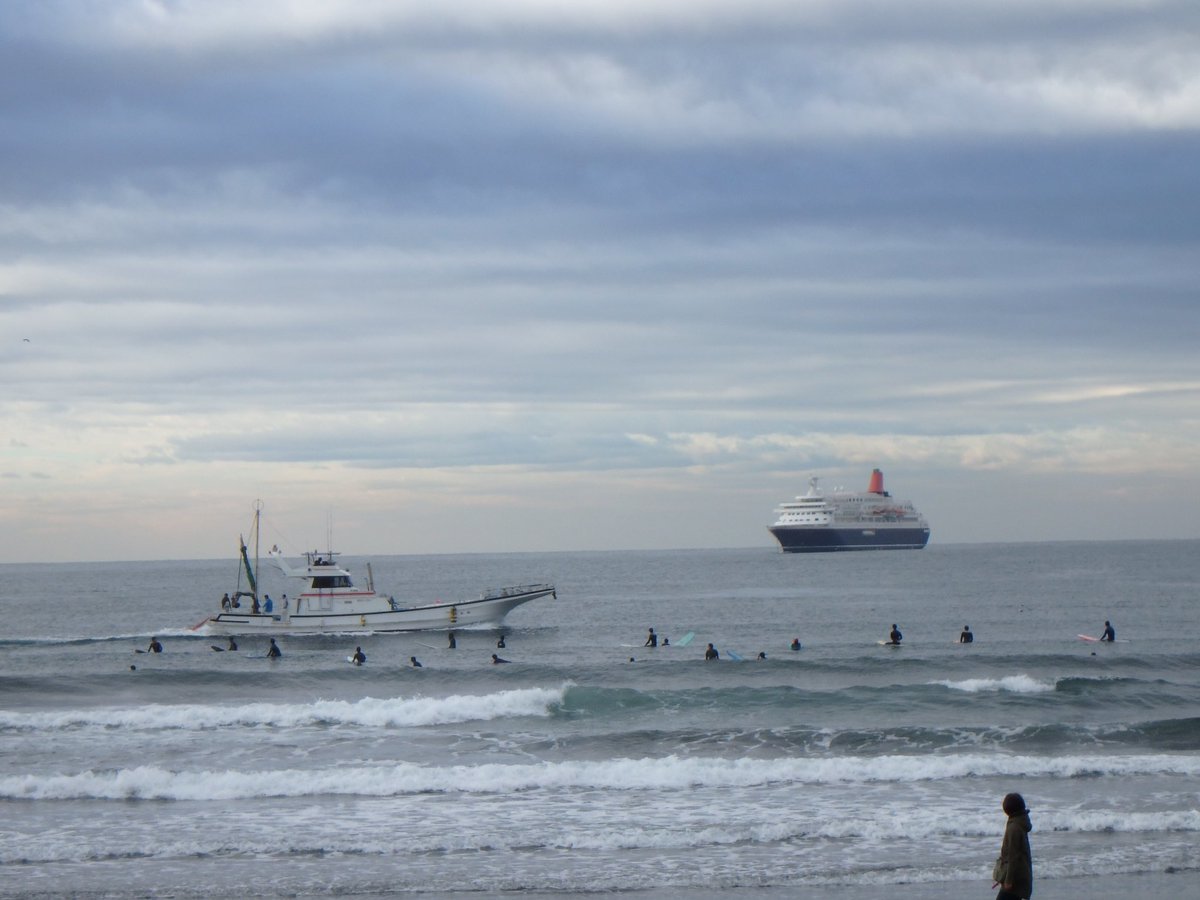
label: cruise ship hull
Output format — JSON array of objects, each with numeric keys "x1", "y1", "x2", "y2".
[{"x1": 769, "y1": 525, "x2": 930, "y2": 552}]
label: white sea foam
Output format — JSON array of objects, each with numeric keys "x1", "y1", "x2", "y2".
[
  {"x1": 932, "y1": 674, "x2": 1055, "y2": 693},
  {"x1": 5, "y1": 752, "x2": 1200, "y2": 802},
  {"x1": 0, "y1": 685, "x2": 567, "y2": 732}
]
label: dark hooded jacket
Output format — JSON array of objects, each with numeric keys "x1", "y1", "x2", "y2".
[{"x1": 996, "y1": 809, "x2": 1033, "y2": 898}]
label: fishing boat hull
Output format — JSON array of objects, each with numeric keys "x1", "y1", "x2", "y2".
[{"x1": 202, "y1": 584, "x2": 556, "y2": 635}]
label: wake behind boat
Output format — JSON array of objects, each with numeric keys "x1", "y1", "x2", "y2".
[
  {"x1": 199, "y1": 504, "x2": 555, "y2": 635},
  {"x1": 769, "y1": 468, "x2": 930, "y2": 552}
]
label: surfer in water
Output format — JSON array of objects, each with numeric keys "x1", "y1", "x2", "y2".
[
  {"x1": 644, "y1": 628, "x2": 658, "y2": 648},
  {"x1": 351, "y1": 646, "x2": 366, "y2": 666},
  {"x1": 147, "y1": 637, "x2": 163, "y2": 653},
  {"x1": 960, "y1": 625, "x2": 974, "y2": 643},
  {"x1": 1100, "y1": 620, "x2": 1116, "y2": 642},
  {"x1": 410, "y1": 656, "x2": 422, "y2": 668},
  {"x1": 888, "y1": 624, "x2": 903, "y2": 645},
  {"x1": 496, "y1": 634, "x2": 506, "y2": 649},
  {"x1": 447, "y1": 632, "x2": 457, "y2": 649},
  {"x1": 491, "y1": 653, "x2": 510, "y2": 664},
  {"x1": 790, "y1": 637, "x2": 801, "y2": 651},
  {"x1": 704, "y1": 643, "x2": 719, "y2": 661},
  {"x1": 266, "y1": 638, "x2": 281, "y2": 659},
  {"x1": 227, "y1": 636, "x2": 237, "y2": 651}
]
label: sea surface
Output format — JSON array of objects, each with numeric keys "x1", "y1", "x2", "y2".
[{"x1": 2, "y1": 541, "x2": 1199, "y2": 898}]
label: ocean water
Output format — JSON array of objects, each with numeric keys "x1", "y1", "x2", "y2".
[{"x1": 2, "y1": 541, "x2": 1199, "y2": 898}]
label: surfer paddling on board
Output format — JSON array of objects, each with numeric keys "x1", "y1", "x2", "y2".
[
  {"x1": 888, "y1": 624, "x2": 903, "y2": 646},
  {"x1": 1100, "y1": 620, "x2": 1116, "y2": 642}
]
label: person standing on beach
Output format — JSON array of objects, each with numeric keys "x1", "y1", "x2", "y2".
[{"x1": 992, "y1": 792, "x2": 1033, "y2": 900}]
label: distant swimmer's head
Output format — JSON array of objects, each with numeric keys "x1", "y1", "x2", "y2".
[
  {"x1": 1002, "y1": 792, "x2": 1028, "y2": 817},
  {"x1": 130, "y1": 664, "x2": 136, "y2": 671},
  {"x1": 891, "y1": 624, "x2": 897, "y2": 629}
]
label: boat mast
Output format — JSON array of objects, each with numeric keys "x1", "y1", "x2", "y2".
[{"x1": 253, "y1": 499, "x2": 263, "y2": 602}]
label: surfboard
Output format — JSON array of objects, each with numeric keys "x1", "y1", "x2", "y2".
[
  {"x1": 210, "y1": 645, "x2": 225, "y2": 652},
  {"x1": 347, "y1": 656, "x2": 365, "y2": 665},
  {"x1": 676, "y1": 631, "x2": 695, "y2": 647},
  {"x1": 1078, "y1": 634, "x2": 1129, "y2": 643},
  {"x1": 877, "y1": 640, "x2": 901, "y2": 646},
  {"x1": 726, "y1": 650, "x2": 744, "y2": 662}
]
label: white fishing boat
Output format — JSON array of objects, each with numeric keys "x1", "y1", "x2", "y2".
[{"x1": 198, "y1": 503, "x2": 556, "y2": 635}]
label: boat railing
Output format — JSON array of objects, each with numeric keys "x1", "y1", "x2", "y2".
[{"x1": 480, "y1": 583, "x2": 554, "y2": 601}]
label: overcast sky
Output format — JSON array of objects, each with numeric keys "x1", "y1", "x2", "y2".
[{"x1": 2, "y1": 1, "x2": 1198, "y2": 563}]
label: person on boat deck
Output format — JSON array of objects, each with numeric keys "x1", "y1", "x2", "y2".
[
  {"x1": 1100, "y1": 620, "x2": 1116, "y2": 642},
  {"x1": 960, "y1": 625, "x2": 974, "y2": 644},
  {"x1": 266, "y1": 638, "x2": 281, "y2": 659},
  {"x1": 888, "y1": 624, "x2": 903, "y2": 645},
  {"x1": 704, "y1": 643, "x2": 719, "y2": 661},
  {"x1": 644, "y1": 628, "x2": 658, "y2": 648},
  {"x1": 263, "y1": 595, "x2": 273, "y2": 614},
  {"x1": 352, "y1": 646, "x2": 366, "y2": 665},
  {"x1": 226, "y1": 636, "x2": 237, "y2": 651},
  {"x1": 221, "y1": 593, "x2": 231, "y2": 610},
  {"x1": 496, "y1": 635, "x2": 506, "y2": 649},
  {"x1": 790, "y1": 637, "x2": 801, "y2": 651},
  {"x1": 492, "y1": 653, "x2": 510, "y2": 664},
  {"x1": 281, "y1": 594, "x2": 288, "y2": 611},
  {"x1": 410, "y1": 656, "x2": 422, "y2": 668},
  {"x1": 147, "y1": 637, "x2": 163, "y2": 653},
  {"x1": 447, "y1": 632, "x2": 457, "y2": 649}
]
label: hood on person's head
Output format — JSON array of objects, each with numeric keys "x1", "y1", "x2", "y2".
[{"x1": 1003, "y1": 792, "x2": 1032, "y2": 830}]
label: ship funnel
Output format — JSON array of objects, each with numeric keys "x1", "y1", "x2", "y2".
[{"x1": 868, "y1": 468, "x2": 884, "y2": 494}]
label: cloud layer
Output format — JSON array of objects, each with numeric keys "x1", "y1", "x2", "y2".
[{"x1": 2, "y1": 1, "x2": 1198, "y2": 560}]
